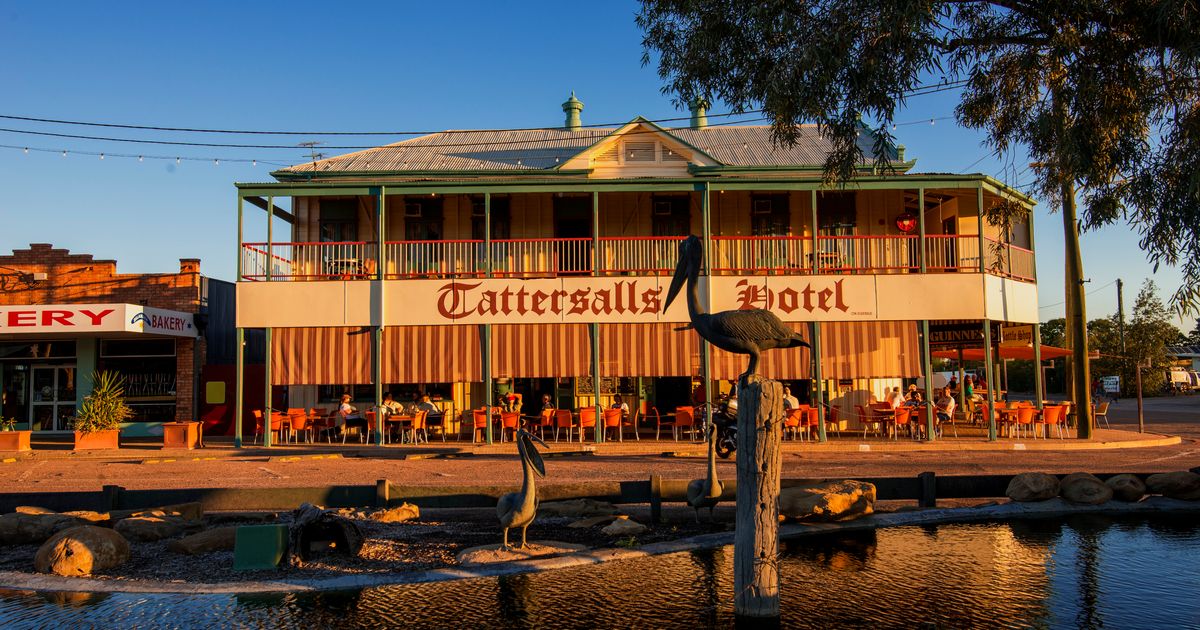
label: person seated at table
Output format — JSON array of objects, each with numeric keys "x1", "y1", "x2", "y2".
[
  {"x1": 885, "y1": 386, "x2": 904, "y2": 410},
  {"x1": 904, "y1": 390, "x2": 925, "y2": 406},
  {"x1": 935, "y1": 388, "x2": 956, "y2": 423},
  {"x1": 947, "y1": 375, "x2": 958, "y2": 393},
  {"x1": 782, "y1": 386, "x2": 800, "y2": 410},
  {"x1": 416, "y1": 395, "x2": 438, "y2": 414},
  {"x1": 611, "y1": 394, "x2": 630, "y2": 418},
  {"x1": 905, "y1": 384, "x2": 921, "y2": 402},
  {"x1": 336, "y1": 394, "x2": 368, "y2": 439},
  {"x1": 381, "y1": 392, "x2": 404, "y2": 417},
  {"x1": 539, "y1": 394, "x2": 555, "y2": 413}
]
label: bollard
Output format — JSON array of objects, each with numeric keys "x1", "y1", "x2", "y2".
[{"x1": 734, "y1": 376, "x2": 783, "y2": 619}]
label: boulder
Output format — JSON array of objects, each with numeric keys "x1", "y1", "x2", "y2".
[
  {"x1": 0, "y1": 512, "x2": 88, "y2": 545},
  {"x1": 1059, "y1": 472, "x2": 1112, "y2": 505},
  {"x1": 537, "y1": 499, "x2": 617, "y2": 518},
  {"x1": 15, "y1": 506, "x2": 56, "y2": 515},
  {"x1": 369, "y1": 503, "x2": 420, "y2": 523},
  {"x1": 167, "y1": 526, "x2": 238, "y2": 555},
  {"x1": 114, "y1": 514, "x2": 195, "y2": 542},
  {"x1": 1105, "y1": 474, "x2": 1147, "y2": 502},
  {"x1": 1006, "y1": 473, "x2": 1061, "y2": 502},
  {"x1": 1146, "y1": 471, "x2": 1200, "y2": 500},
  {"x1": 63, "y1": 511, "x2": 114, "y2": 527},
  {"x1": 456, "y1": 541, "x2": 587, "y2": 565},
  {"x1": 287, "y1": 503, "x2": 364, "y2": 566},
  {"x1": 601, "y1": 518, "x2": 648, "y2": 537},
  {"x1": 34, "y1": 526, "x2": 130, "y2": 576},
  {"x1": 779, "y1": 480, "x2": 876, "y2": 522},
  {"x1": 110, "y1": 502, "x2": 204, "y2": 522}
]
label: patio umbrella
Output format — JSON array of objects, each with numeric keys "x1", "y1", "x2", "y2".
[{"x1": 932, "y1": 344, "x2": 1096, "y2": 361}]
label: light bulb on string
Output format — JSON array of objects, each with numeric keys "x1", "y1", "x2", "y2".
[
  {"x1": 176, "y1": 157, "x2": 180, "y2": 164},
  {"x1": 99, "y1": 153, "x2": 104, "y2": 160},
  {"x1": 138, "y1": 155, "x2": 143, "y2": 162},
  {"x1": 930, "y1": 119, "x2": 935, "y2": 126},
  {"x1": 214, "y1": 159, "x2": 219, "y2": 165},
  {"x1": 252, "y1": 160, "x2": 257, "y2": 167},
  {"x1": 62, "y1": 150, "x2": 67, "y2": 157},
  {"x1": 23, "y1": 147, "x2": 28, "y2": 154}
]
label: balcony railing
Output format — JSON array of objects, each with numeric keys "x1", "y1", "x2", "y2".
[{"x1": 241, "y1": 235, "x2": 1032, "y2": 282}]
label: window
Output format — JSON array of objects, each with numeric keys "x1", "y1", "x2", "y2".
[
  {"x1": 750, "y1": 194, "x2": 791, "y2": 236},
  {"x1": 651, "y1": 195, "x2": 691, "y2": 236},
  {"x1": 99, "y1": 338, "x2": 177, "y2": 423},
  {"x1": 319, "y1": 199, "x2": 358, "y2": 242},
  {"x1": 470, "y1": 196, "x2": 511, "y2": 240},
  {"x1": 0, "y1": 341, "x2": 75, "y2": 360},
  {"x1": 404, "y1": 197, "x2": 444, "y2": 241},
  {"x1": 816, "y1": 192, "x2": 856, "y2": 235}
]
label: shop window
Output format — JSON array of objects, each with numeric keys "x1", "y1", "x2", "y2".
[
  {"x1": 0, "y1": 341, "x2": 76, "y2": 360},
  {"x1": 99, "y1": 339, "x2": 176, "y2": 421}
]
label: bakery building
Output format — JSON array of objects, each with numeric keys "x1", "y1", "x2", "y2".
[{"x1": 0, "y1": 244, "x2": 238, "y2": 437}]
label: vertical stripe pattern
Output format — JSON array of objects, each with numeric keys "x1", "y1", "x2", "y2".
[
  {"x1": 597, "y1": 323, "x2": 700, "y2": 377},
  {"x1": 384, "y1": 325, "x2": 481, "y2": 383},
  {"x1": 709, "y1": 322, "x2": 812, "y2": 381},
  {"x1": 820, "y1": 321, "x2": 920, "y2": 379},
  {"x1": 490, "y1": 324, "x2": 590, "y2": 378},
  {"x1": 271, "y1": 326, "x2": 372, "y2": 385}
]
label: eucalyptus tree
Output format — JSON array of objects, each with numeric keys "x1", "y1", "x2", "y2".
[{"x1": 638, "y1": 0, "x2": 1200, "y2": 436}]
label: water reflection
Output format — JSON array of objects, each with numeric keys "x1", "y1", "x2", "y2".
[{"x1": 0, "y1": 516, "x2": 1194, "y2": 629}]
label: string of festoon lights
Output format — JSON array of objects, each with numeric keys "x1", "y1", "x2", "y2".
[{"x1": 2, "y1": 144, "x2": 290, "y2": 167}]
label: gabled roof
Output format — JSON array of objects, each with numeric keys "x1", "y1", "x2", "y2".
[{"x1": 273, "y1": 118, "x2": 903, "y2": 179}]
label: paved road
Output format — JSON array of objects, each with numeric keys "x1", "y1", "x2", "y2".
[{"x1": 3, "y1": 396, "x2": 1196, "y2": 494}]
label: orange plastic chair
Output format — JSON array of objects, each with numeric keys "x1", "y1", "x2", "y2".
[
  {"x1": 621, "y1": 407, "x2": 640, "y2": 441},
  {"x1": 579, "y1": 407, "x2": 598, "y2": 441},
  {"x1": 287, "y1": 408, "x2": 310, "y2": 444},
  {"x1": 1043, "y1": 405, "x2": 1068, "y2": 439},
  {"x1": 1014, "y1": 406, "x2": 1037, "y2": 439},
  {"x1": 602, "y1": 408, "x2": 623, "y2": 441},
  {"x1": 783, "y1": 408, "x2": 804, "y2": 440},
  {"x1": 471, "y1": 408, "x2": 490, "y2": 443},
  {"x1": 554, "y1": 409, "x2": 575, "y2": 442},
  {"x1": 805, "y1": 407, "x2": 821, "y2": 438},
  {"x1": 650, "y1": 406, "x2": 674, "y2": 440},
  {"x1": 892, "y1": 406, "x2": 912, "y2": 440},
  {"x1": 500, "y1": 411, "x2": 520, "y2": 442},
  {"x1": 412, "y1": 410, "x2": 429, "y2": 444},
  {"x1": 674, "y1": 407, "x2": 698, "y2": 442},
  {"x1": 855, "y1": 404, "x2": 881, "y2": 438},
  {"x1": 525, "y1": 408, "x2": 555, "y2": 439}
]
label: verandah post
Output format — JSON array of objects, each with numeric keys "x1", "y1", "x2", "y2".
[
  {"x1": 372, "y1": 186, "x2": 385, "y2": 446},
  {"x1": 234, "y1": 192, "x2": 244, "y2": 448},
  {"x1": 592, "y1": 191, "x2": 603, "y2": 443},
  {"x1": 1033, "y1": 324, "x2": 1045, "y2": 411},
  {"x1": 263, "y1": 195, "x2": 274, "y2": 448},
  {"x1": 920, "y1": 320, "x2": 936, "y2": 440},
  {"x1": 983, "y1": 320, "x2": 997, "y2": 441},
  {"x1": 701, "y1": 183, "x2": 713, "y2": 432},
  {"x1": 812, "y1": 321, "x2": 826, "y2": 442},
  {"x1": 484, "y1": 193, "x2": 493, "y2": 446}
]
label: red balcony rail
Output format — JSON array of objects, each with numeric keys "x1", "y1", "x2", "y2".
[
  {"x1": 241, "y1": 234, "x2": 1032, "y2": 281},
  {"x1": 241, "y1": 242, "x2": 376, "y2": 280}
]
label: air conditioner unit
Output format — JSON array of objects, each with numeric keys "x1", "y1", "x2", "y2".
[
  {"x1": 653, "y1": 201, "x2": 673, "y2": 216},
  {"x1": 752, "y1": 199, "x2": 774, "y2": 215},
  {"x1": 404, "y1": 203, "x2": 423, "y2": 218}
]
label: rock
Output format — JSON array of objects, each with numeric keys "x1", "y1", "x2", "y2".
[
  {"x1": 0, "y1": 512, "x2": 89, "y2": 545},
  {"x1": 537, "y1": 499, "x2": 617, "y2": 518},
  {"x1": 63, "y1": 511, "x2": 114, "y2": 527},
  {"x1": 1006, "y1": 472, "x2": 1061, "y2": 502},
  {"x1": 456, "y1": 541, "x2": 587, "y2": 566},
  {"x1": 110, "y1": 502, "x2": 204, "y2": 522},
  {"x1": 601, "y1": 518, "x2": 648, "y2": 536},
  {"x1": 167, "y1": 526, "x2": 238, "y2": 555},
  {"x1": 369, "y1": 503, "x2": 420, "y2": 523},
  {"x1": 567, "y1": 515, "x2": 622, "y2": 529},
  {"x1": 1146, "y1": 471, "x2": 1200, "y2": 500},
  {"x1": 15, "y1": 506, "x2": 56, "y2": 515},
  {"x1": 114, "y1": 514, "x2": 196, "y2": 541},
  {"x1": 1105, "y1": 474, "x2": 1147, "y2": 502},
  {"x1": 287, "y1": 503, "x2": 364, "y2": 566},
  {"x1": 1059, "y1": 472, "x2": 1113, "y2": 505},
  {"x1": 779, "y1": 480, "x2": 876, "y2": 522},
  {"x1": 34, "y1": 526, "x2": 130, "y2": 576}
]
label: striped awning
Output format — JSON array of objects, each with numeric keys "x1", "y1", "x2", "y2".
[
  {"x1": 710, "y1": 322, "x2": 812, "y2": 381},
  {"x1": 597, "y1": 323, "x2": 700, "y2": 377},
  {"x1": 820, "y1": 321, "x2": 920, "y2": 379},
  {"x1": 384, "y1": 325, "x2": 481, "y2": 383},
  {"x1": 491, "y1": 324, "x2": 590, "y2": 378},
  {"x1": 271, "y1": 326, "x2": 372, "y2": 385}
]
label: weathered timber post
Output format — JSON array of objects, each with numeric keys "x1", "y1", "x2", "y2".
[{"x1": 735, "y1": 375, "x2": 783, "y2": 619}]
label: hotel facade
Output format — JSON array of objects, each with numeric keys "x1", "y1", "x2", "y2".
[{"x1": 233, "y1": 97, "x2": 1041, "y2": 444}]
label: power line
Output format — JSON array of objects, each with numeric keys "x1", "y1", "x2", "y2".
[
  {"x1": 1, "y1": 144, "x2": 289, "y2": 167},
  {"x1": 1039, "y1": 280, "x2": 1118, "y2": 310},
  {"x1": 0, "y1": 80, "x2": 969, "y2": 138}
]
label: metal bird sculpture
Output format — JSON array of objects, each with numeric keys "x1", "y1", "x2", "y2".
[
  {"x1": 496, "y1": 429, "x2": 549, "y2": 551},
  {"x1": 664, "y1": 235, "x2": 811, "y2": 384},
  {"x1": 686, "y1": 420, "x2": 723, "y2": 522}
]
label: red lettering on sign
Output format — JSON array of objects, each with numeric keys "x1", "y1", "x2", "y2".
[
  {"x1": 8, "y1": 311, "x2": 36, "y2": 327},
  {"x1": 42, "y1": 310, "x2": 73, "y2": 327},
  {"x1": 79, "y1": 309, "x2": 115, "y2": 326}
]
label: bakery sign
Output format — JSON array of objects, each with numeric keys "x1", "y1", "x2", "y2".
[
  {"x1": 386, "y1": 275, "x2": 879, "y2": 325},
  {"x1": 0, "y1": 304, "x2": 197, "y2": 337}
]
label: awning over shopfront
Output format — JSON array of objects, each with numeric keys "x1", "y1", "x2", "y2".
[
  {"x1": 932, "y1": 344, "x2": 1093, "y2": 361},
  {"x1": 0, "y1": 304, "x2": 197, "y2": 338},
  {"x1": 490, "y1": 324, "x2": 588, "y2": 379},
  {"x1": 821, "y1": 321, "x2": 921, "y2": 379},
  {"x1": 598, "y1": 323, "x2": 698, "y2": 377},
  {"x1": 711, "y1": 323, "x2": 812, "y2": 381}
]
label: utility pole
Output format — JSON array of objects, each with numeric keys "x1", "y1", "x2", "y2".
[{"x1": 1116, "y1": 279, "x2": 1127, "y2": 356}]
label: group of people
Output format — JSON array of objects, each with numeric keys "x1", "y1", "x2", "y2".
[
  {"x1": 884, "y1": 384, "x2": 958, "y2": 429},
  {"x1": 333, "y1": 392, "x2": 440, "y2": 441},
  {"x1": 534, "y1": 393, "x2": 630, "y2": 418}
]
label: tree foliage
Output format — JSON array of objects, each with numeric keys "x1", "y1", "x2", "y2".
[
  {"x1": 638, "y1": 0, "x2": 1200, "y2": 312},
  {"x1": 1126, "y1": 279, "x2": 1184, "y2": 392}
]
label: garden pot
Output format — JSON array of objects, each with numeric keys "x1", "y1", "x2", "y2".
[
  {"x1": 0, "y1": 430, "x2": 31, "y2": 452},
  {"x1": 161, "y1": 422, "x2": 201, "y2": 449},
  {"x1": 74, "y1": 430, "x2": 120, "y2": 451}
]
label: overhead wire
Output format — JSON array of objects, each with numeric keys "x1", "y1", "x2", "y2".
[{"x1": 1039, "y1": 280, "x2": 1118, "y2": 310}]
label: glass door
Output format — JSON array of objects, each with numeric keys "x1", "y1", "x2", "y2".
[{"x1": 30, "y1": 365, "x2": 76, "y2": 431}]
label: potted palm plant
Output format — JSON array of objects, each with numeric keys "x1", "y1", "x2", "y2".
[
  {"x1": 71, "y1": 371, "x2": 133, "y2": 450},
  {"x1": 0, "y1": 416, "x2": 31, "y2": 451}
]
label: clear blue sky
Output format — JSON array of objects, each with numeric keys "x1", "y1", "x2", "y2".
[{"x1": 0, "y1": 1, "x2": 1191, "y2": 332}]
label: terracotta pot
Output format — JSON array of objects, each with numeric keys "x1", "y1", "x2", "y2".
[
  {"x1": 73, "y1": 430, "x2": 120, "y2": 451},
  {"x1": 161, "y1": 422, "x2": 201, "y2": 449},
  {"x1": 0, "y1": 430, "x2": 31, "y2": 451}
]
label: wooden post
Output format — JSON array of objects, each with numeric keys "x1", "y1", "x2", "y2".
[{"x1": 735, "y1": 376, "x2": 783, "y2": 619}]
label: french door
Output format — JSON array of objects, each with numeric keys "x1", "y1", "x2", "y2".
[{"x1": 30, "y1": 365, "x2": 75, "y2": 432}]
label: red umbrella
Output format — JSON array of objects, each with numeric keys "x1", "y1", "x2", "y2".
[{"x1": 932, "y1": 344, "x2": 1094, "y2": 361}]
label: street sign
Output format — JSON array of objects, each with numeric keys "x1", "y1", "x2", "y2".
[
  {"x1": 1101, "y1": 375, "x2": 1120, "y2": 393},
  {"x1": 1001, "y1": 324, "x2": 1034, "y2": 345}
]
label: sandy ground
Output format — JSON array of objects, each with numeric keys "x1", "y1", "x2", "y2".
[{"x1": 1, "y1": 395, "x2": 1195, "y2": 493}]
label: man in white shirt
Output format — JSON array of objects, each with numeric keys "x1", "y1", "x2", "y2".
[{"x1": 782, "y1": 386, "x2": 800, "y2": 410}]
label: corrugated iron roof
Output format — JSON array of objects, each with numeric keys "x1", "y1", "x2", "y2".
[{"x1": 276, "y1": 121, "x2": 896, "y2": 176}]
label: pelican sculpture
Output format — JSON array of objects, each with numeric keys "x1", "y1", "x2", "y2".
[
  {"x1": 687, "y1": 420, "x2": 723, "y2": 522},
  {"x1": 664, "y1": 235, "x2": 811, "y2": 384},
  {"x1": 496, "y1": 429, "x2": 549, "y2": 551}
]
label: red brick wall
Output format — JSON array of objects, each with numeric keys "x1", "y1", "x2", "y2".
[{"x1": 0, "y1": 244, "x2": 204, "y2": 421}]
